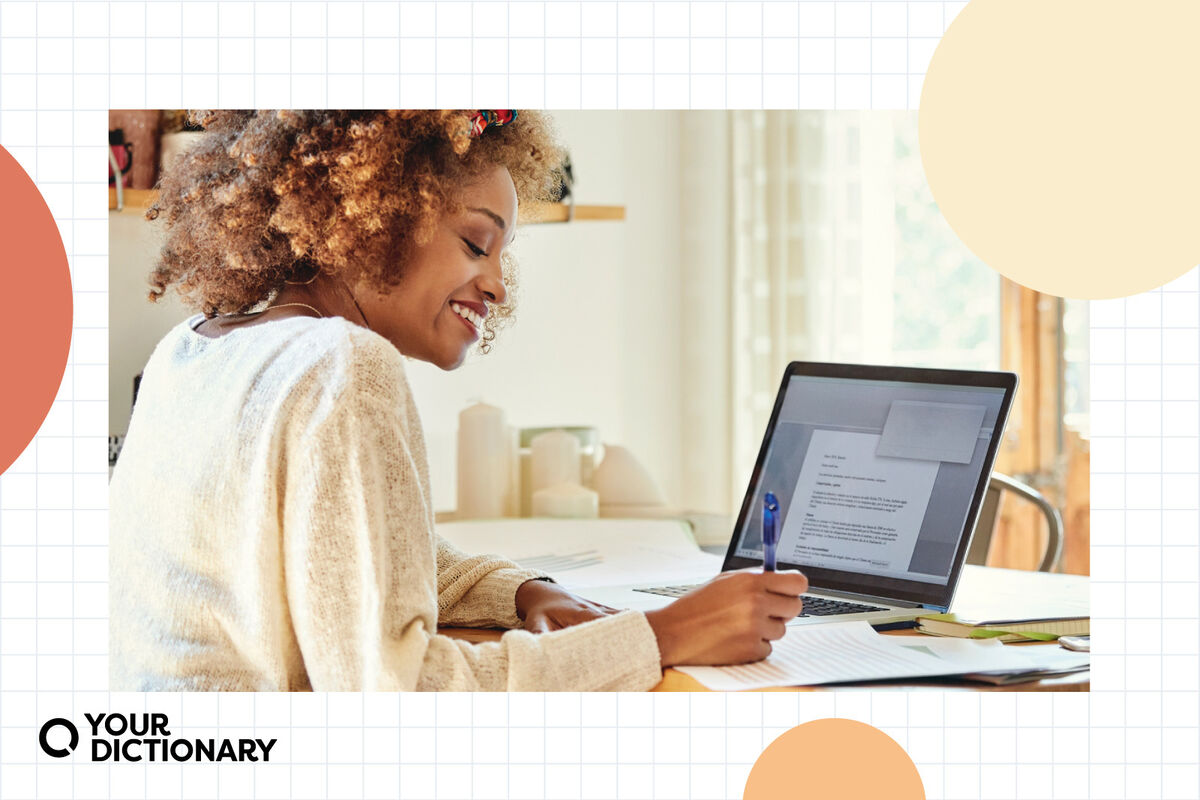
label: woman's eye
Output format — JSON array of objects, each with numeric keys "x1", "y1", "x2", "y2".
[{"x1": 462, "y1": 238, "x2": 487, "y2": 258}]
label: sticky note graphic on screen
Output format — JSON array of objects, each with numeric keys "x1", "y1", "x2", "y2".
[{"x1": 876, "y1": 401, "x2": 986, "y2": 464}]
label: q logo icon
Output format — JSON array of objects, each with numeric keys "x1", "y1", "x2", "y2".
[
  {"x1": 39, "y1": 718, "x2": 80, "y2": 758},
  {"x1": 745, "y1": 719, "x2": 925, "y2": 800}
]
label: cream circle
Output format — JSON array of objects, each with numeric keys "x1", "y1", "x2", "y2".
[{"x1": 919, "y1": 0, "x2": 1200, "y2": 299}]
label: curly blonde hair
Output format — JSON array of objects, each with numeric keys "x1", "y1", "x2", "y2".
[{"x1": 147, "y1": 110, "x2": 564, "y2": 349}]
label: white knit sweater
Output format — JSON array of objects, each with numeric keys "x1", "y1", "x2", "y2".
[{"x1": 109, "y1": 316, "x2": 663, "y2": 691}]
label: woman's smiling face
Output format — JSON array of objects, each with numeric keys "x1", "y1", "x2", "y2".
[{"x1": 358, "y1": 165, "x2": 518, "y2": 370}]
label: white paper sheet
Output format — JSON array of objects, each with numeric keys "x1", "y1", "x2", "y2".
[
  {"x1": 950, "y1": 564, "x2": 1091, "y2": 623},
  {"x1": 876, "y1": 400, "x2": 987, "y2": 464},
  {"x1": 676, "y1": 621, "x2": 1046, "y2": 690},
  {"x1": 436, "y1": 518, "x2": 724, "y2": 590},
  {"x1": 966, "y1": 644, "x2": 1090, "y2": 675},
  {"x1": 780, "y1": 430, "x2": 938, "y2": 574}
]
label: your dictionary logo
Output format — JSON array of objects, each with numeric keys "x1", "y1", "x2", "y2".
[{"x1": 38, "y1": 713, "x2": 277, "y2": 763}]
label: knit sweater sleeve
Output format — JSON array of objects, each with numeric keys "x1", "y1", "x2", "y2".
[
  {"x1": 434, "y1": 537, "x2": 549, "y2": 628},
  {"x1": 280, "y1": 359, "x2": 662, "y2": 692}
]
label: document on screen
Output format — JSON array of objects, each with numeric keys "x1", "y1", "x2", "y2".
[{"x1": 780, "y1": 429, "x2": 938, "y2": 575}]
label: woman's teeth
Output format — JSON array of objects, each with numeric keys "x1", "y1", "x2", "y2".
[{"x1": 450, "y1": 301, "x2": 483, "y2": 329}]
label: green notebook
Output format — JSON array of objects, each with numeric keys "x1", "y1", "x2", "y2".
[{"x1": 916, "y1": 612, "x2": 1089, "y2": 642}]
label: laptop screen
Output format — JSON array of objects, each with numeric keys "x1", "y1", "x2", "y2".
[{"x1": 726, "y1": 367, "x2": 1013, "y2": 606}]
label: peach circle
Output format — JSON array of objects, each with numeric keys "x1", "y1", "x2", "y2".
[
  {"x1": 744, "y1": 718, "x2": 925, "y2": 800},
  {"x1": 0, "y1": 146, "x2": 73, "y2": 474},
  {"x1": 919, "y1": 0, "x2": 1200, "y2": 299}
]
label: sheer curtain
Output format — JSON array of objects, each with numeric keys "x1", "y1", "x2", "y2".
[{"x1": 680, "y1": 112, "x2": 905, "y2": 512}]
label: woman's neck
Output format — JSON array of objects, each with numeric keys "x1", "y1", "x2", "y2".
[
  {"x1": 275, "y1": 273, "x2": 371, "y2": 330},
  {"x1": 192, "y1": 272, "x2": 371, "y2": 339}
]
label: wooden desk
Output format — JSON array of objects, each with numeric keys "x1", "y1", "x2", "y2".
[{"x1": 439, "y1": 627, "x2": 1089, "y2": 692}]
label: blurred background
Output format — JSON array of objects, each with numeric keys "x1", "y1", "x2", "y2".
[{"x1": 110, "y1": 110, "x2": 1089, "y2": 575}]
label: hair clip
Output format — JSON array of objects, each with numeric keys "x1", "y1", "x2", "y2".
[{"x1": 470, "y1": 110, "x2": 517, "y2": 138}]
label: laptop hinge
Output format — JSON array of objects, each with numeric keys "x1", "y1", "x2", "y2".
[
  {"x1": 922, "y1": 603, "x2": 950, "y2": 613},
  {"x1": 813, "y1": 586, "x2": 924, "y2": 609}
]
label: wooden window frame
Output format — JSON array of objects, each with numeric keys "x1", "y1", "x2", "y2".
[{"x1": 990, "y1": 279, "x2": 1090, "y2": 574}]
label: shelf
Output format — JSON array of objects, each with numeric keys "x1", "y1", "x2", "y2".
[
  {"x1": 108, "y1": 188, "x2": 157, "y2": 212},
  {"x1": 519, "y1": 202, "x2": 626, "y2": 223},
  {"x1": 110, "y1": 188, "x2": 624, "y2": 224}
]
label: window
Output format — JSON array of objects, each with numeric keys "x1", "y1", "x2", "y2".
[
  {"x1": 1062, "y1": 299, "x2": 1090, "y2": 437},
  {"x1": 891, "y1": 118, "x2": 1002, "y2": 370}
]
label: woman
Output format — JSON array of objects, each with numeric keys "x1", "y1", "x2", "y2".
[{"x1": 109, "y1": 110, "x2": 808, "y2": 691}]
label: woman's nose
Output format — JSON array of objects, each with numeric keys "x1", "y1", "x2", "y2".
[{"x1": 477, "y1": 257, "x2": 508, "y2": 307}]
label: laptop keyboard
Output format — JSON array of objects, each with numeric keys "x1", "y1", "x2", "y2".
[{"x1": 633, "y1": 585, "x2": 887, "y2": 616}]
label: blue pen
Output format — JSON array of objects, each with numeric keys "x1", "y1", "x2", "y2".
[{"x1": 762, "y1": 492, "x2": 779, "y2": 572}]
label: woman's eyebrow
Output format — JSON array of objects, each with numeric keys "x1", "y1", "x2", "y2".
[{"x1": 468, "y1": 207, "x2": 508, "y2": 232}]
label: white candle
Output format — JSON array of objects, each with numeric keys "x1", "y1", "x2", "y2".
[
  {"x1": 456, "y1": 402, "x2": 510, "y2": 519},
  {"x1": 519, "y1": 450, "x2": 534, "y2": 517},
  {"x1": 530, "y1": 429, "x2": 580, "y2": 495},
  {"x1": 504, "y1": 424, "x2": 520, "y2": 517},
  {"x1": 532, "y1": 483, "x2": 599, "y2": 518}
]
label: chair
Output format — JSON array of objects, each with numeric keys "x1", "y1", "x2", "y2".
[{"x1": 966, "y1": 473, "x2": 1064, "y2": 572}]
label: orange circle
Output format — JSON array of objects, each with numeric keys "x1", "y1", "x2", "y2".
[
  {"x1": 744, "y1": 719, "x2": 925, "y2": 800},
  {"x1": 0, "y1": 146, "x2": 73, "y2": 474}
]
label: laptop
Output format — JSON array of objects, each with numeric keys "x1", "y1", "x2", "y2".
[{"x1": 580, "y1": 361, "x2": 1018, "y2": 628}]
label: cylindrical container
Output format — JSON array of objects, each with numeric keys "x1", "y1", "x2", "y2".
[
  {"x1": 520, "y1": 452, "x2": 534, "y2": 517},
  {"x1": 456, "y1": 402, "x2": 510, "y2": 518},
  {"x1": 504, "y1": 425, "x2": 520, "y2": 517},
  {"x1": 530, "y1": 430, "x2": 581, "y2": 496},
  {"x1": 519, "y1": 427, "x2": 598, "y2": 515},
  {"x1": 532, "y1": 483, "x2": 600, "y2": 518}
]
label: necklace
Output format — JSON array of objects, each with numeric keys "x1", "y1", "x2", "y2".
[
  {"x1": 345, "y1": 290, "x2": 371, "y2": 330},
  {"x1": 264, "y1": 302, "x2": 324, "y2": 318},
  {"x1": 337, "y1": 279, "x2": 371, "y2": 331},
  {"x1": 211, "y1": 302, "x2": 324, "y2": 329}
]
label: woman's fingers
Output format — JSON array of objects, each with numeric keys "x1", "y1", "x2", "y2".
[
  {"x1": 762, "y1": 591, "x2": 804, "y2": 622},
  {"x1": 761, "y1": 617, "x2": 788, "y2": 642},
  {"x1": 763, "y1": 594, "x2": 801, "y2": 623},
  {"x1": 762, "y1": 569, "x2": 809, "y2": 597}
]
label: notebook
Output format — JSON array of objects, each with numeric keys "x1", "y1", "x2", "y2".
[{"x1": 915, "y1": 613, "x2": 1089, "y2": 642}]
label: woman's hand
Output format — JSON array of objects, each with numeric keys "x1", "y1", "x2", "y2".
[
  {"x1": 643, "y1": 570, "x2": 809, "y2": 667},
  {"x1": 515, "y1": 579, "x2": 621, "y2": 633}
]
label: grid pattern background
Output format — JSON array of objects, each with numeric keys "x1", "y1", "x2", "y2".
[{"x1": 0, "y1": 1, "x2": 1190, "y2": 798}]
